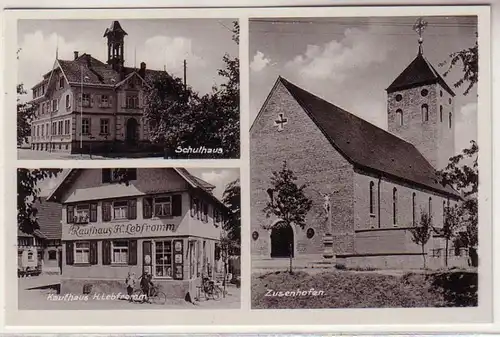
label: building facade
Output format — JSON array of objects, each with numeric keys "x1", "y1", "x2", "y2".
[
  {"x1": 29, "y1": 21, "x2": 165, "y2": 154},
  {"x1": 250, "y1": 46, "x2": 467, "y2": 270},
  {"x1": 47, "y1": 168, "x2": 230, "y2": 299},
  {"x1": 17, "y1": 198, "x2": 62, "y2": 275}
]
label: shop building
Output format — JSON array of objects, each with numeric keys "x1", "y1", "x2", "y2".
[{"x1": 47, "y1": 168, "x2": 231, "y2": 299}]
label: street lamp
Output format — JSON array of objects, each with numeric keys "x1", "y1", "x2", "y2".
[{"x1": 80, "y1": 66, "x2": 90, "y2": 153}]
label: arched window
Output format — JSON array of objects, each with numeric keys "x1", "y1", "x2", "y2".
[
  {"x1": 440, "y1": 106, "x2": 443, "y2": 122},
  {"x1": 393, "y1": 188, "x2": 398, "y2": 225},
  {"x1": 429, "y1": 197, "x2": 432, "y2": 216},
  {"x1": 396, "y1": 109, "x2": 403, "y2": 126},
  {"x1": 449, "y1": 112, "x2": 453, "y2": 129},
  {"x1": 412, "y1": 193, "x2": 416, "y2": 225},
  {"x1": 421, "y1": 104, "x2": 429, "y2": 122},
  {"x1": 369, "y1": 181, "x2": 375, "y2": 214}
]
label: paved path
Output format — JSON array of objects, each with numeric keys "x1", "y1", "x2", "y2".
[{"x1": 18, "y1": 276, "x2": 240, "y2": 310}]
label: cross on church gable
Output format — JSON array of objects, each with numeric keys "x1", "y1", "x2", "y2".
[{"x1": 274, "y1": 113, "x2": 288, "y2": 131}]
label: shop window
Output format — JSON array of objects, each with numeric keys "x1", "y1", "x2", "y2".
[
  {"x1": 111, "y1": 240, "x2": 129, "y2": 264},
  {"x1": 154, "y1": 196, "x2": 172, "y2": 217},
  {"x1": 154, "y1": 240, "x2": 173, "y2": 278},
  {"x1": 189, "y1": 240, "x2": 196, "y2": 279},
  {"x1": 27, "y1": 252, "x2": 34, "y2": 262},
  {"x1": 113, "y1": 200, "x2": 128, "y2": 220},
  {"x1": 74, "y1": 242, "x2": 90, "y2": 264},
  {"x1": 48, "y1": 251, "x2": 57, "y2": 260}
]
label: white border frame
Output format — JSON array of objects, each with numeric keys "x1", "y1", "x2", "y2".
[{"x1": 0, "y1": 3, "x2": 495, "y2": 334}]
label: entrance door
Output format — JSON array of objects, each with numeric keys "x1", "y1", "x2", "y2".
[
  {"x1": 126, "y1": 118, "x2": 138, "y2": 144},
  {"x1": 270, "y1": 222, "x2": 294, "y2": 258}
]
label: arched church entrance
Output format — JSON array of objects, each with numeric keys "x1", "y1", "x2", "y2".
[
  {"x1": 270, "y1": 222, "x2": 294, "y2": 258},
  {"x1": 126, "y1": 118, "x2": 138, "y2": 144}
]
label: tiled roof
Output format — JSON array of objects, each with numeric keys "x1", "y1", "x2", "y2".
[
  {"x1": 386, "y1": 51, "x2": 455, "y2": 96},
  {"x1": 278, "y1": 77, "x2": 459, "y2": 198},
  {"x1": 176, "y1": 168, "x2": 216, "y2": 192},
  {"x1": 32, "y1": 197, "x2": 62, "y2": 240}
]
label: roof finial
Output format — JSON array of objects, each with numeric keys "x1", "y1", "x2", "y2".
[
  {"x1": 413, "y1": 17, "x2": 428, "y2": 55},
  {"x1": 55, "y1": 35, "x2": 59, "y2": 59}
]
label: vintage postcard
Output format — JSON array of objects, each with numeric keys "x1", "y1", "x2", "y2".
[
  {"x1": 3, "y1": 4, "x2": 493, "y2": 331},
  {"x1": 16, "y1": 18, "x2": 240, "y2": 160}
]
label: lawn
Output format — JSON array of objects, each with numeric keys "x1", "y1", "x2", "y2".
[{"x1": 251, "y1": 269, "x2": 478, "y2": 309}]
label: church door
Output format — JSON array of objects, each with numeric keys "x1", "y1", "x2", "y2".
[
  {"x1": 126, "y1": 118, "x2": 138, "y2": 144},
  {"x1": 270, "y1": 222, "x2": 294, "y2": 258}
]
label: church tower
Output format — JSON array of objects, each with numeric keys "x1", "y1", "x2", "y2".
[
  {"x1": 103, "y1": 20, "x2": 128, "y2": 72},
  {"x1": 386, "y1": 18, "x2": 455, "y2": 170}
]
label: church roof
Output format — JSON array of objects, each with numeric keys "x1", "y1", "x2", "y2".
[
  {"x1": 386, "y1": 51, "x2": 455, "y2": 97},
  {"x1": 103, "y1": 20, "x2": 128, "y2": 37},
  {"x1": 278, "y1": 77, "x2": 459, "y2": 198}
]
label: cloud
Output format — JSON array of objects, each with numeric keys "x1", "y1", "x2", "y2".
[
  {"x1": 250, "y1": 51, "x2": 271, "y2": 72},
  {"x1": 196, "y1": 169, "x2": 239, "y2": 199},
  {"x1": 284, "y1": 27, "x2": 395, "y2": 83},
  {"x1": 455, "y1": 102, "x2": 477, "y2": 154}
]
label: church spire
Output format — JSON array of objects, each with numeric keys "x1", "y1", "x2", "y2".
[{"x1": 413, "y1": 17, "x2": 428, "y2": 55}]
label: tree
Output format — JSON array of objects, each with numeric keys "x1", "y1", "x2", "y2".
[
  {"x1": 222, "y1": 178, "x2": 241, "y2": 252},
  {"x1": 17, "y1": 49, "x2": 37, "y2": 147},
  {"x1": 262, "y1": 161, "x2": 312, "y2": 273},
  {"x1": 442, "y1": 204, "x2": 461, "y2": 267},
  {"x1": 437, "y1": 141, "x2": 478, "y2": 266},
  {"x1": 439, "y1": 32, "x2": 478, "y2": 96},
  {"x1": 18, "y1": 169, "x2": 62, "y2": 234},
  {"x1": 410, "y1": 210, "x2": 433, "y2": 269}
]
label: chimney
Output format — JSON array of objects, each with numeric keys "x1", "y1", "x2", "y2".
[
  {"x1": 139, "y1": 62, "x2": 146, "y2": 78},
  {"x1": 74, "y1": 51, "x2": 79, "y2": 60}
]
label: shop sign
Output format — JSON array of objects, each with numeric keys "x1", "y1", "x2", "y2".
[{"x1": 66, "y1": 223, "x2": 176, "y2": 239}]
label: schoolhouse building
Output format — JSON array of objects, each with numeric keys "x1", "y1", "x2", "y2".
[
  {"x1": 250, "y1": 41, "x2": 468, "y2": 269},
  {"x1": 18, "y1": 198, "x2": 62, "y2": 275},
  {"x1": 47, "y1": 168, "x2": 230, "y2": 299},
  {"x1": 28, "y1": 20, "x2": 166, "y2": 154}
]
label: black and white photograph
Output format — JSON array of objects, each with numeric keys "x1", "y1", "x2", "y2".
[
  {"x1": 17, "y1": 167, "x2": 241, "y2": 309},
  {"x1": 17, "y1": 19, "x2": 240, "y2": 159},
  {"x1": 250, "y1": 16, "x2": 482, "y2": 309}
]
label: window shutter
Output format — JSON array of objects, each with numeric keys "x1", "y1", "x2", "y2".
[
  {"x1": 102, "y1": 240, "x2": 111, "y2": 265},
  {"x1": 128, "y1": 240, "x2": 138, "y2": 265},
  {"x1": 90, "y1": 241, "x2": 98, "y2": 265},
  {"x1": 67, "y1": 205, "x2": 74, "y2": 224},
  {"x1": 66, "y1": 241, "x2": 74, "y2": 265},
  {"x1": 90, "y1": 203, "x2": 97, "y2": 222},
  {"x1": 172, "y1": 195, "x2": 182, "y2": 216},
  {"x1": 102, "y1": 169, "x2": 111, "y2": 183},
  {"x1": 143, "y1": 197, "x2": 152, "y2": 219},
  {"x1": 102, "y1": 202, "x2": 112, "y2": 221},
  {"x1": 127, "y1": 199, "x2": 137, "y2": 220}
]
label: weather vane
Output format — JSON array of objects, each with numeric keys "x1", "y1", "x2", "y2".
[{"x1": 413, "y1": 17, "x2": 428, "y2": 53}]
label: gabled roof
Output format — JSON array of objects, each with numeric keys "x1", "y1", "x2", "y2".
[
  {"x1": 386, "y1": 51, "x2": 455, "y2": 96},
  {"x1": 33, "y1": 197, "x2": 62, "y2": 240},
  {"x1": 47, "y1": 168, "x2": 227, "y2": 209},
  {"x1": 277, "y1": 77, "x2": 459, "y2": 198}
]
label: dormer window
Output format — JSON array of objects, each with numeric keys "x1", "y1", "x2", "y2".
[{"x1": 101, "y1": 168, "x2": 137, "y2": 183}]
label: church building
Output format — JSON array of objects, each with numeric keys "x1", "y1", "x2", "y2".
[
  {"x1": 29, "y1": 21, "x2": 167, "y2": 154},
  {"x1": 47, "y1": 168, "x2": 230, "y2": 299},
  {"x1": 250, "y1": 39, "x2": 468, "y2": 269}
]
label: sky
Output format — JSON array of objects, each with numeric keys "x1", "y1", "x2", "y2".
[
  {"x1": 249, "y1": 16, "x2": 478, "y2": 154},
  {"x1": 38, "y1": 168, "x2": 239, "y2": 200},
  {"x1": 18, "y1": 19, "x2": 238, "y2": 99}
]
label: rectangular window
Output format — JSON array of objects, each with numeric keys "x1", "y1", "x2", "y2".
[
  {"x1": 111, "y1": 240, "x2": 129, "y2": 264},
  {"x1": 126, "y1": 95, "x2": 139, "y2": 109},
  {"x1": 59, "y1": 77, "x2": 64, "y2": 89},
  {"x1": 202, "y1": 202, "x2": 209, "y2": 223},
  {"x1": 46, "y1": 123, "x2": 50, "y2": 136},
  {"x1": 41, "y1": 124, "x2": 45, "y2": 137},
  {"x1": 58, "y1": 121, "x2": 63, "y2": 135},
  {"x1": 113, "y1": 200, "x2": 128, "y2": 220},
  {"x1": 36, "y1": 125, "x2": 40, "y2": 137},
  {"x1": 65, "y1": 95, "x2": 70, "y2": 108},
  {"x1": 74, "y1": 204, "x2": 90, "y2": 224},
  {"x1": 52, "y1": 122, "x2": 56, "y2": 135},
  {"x1": 82, "y1": 93, "x2": 91, "y2": 107},
  {"x1": 101, "y1": 95, "x2": 109, "y2": 107},
  {"x1": 74, "y1": 241, "x2": 90, "y2": 264},
  {"x1": 64, "y1": 120, "x2": 70, "y2": 135},
  {"x1": 154, "y1": 240, "x2": 173, "y2": 278},
  {"x1": 82, "y1": 118, "x2": 90, "y2": 136},
  {"x1": 100, "y1": 119, "x2": 109, "y2": 135},
  {"x1": 154, "y1": 196, "x2": 172, "y2": 217}
]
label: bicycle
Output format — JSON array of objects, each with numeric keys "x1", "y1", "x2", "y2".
[
  {"x1": 201, "y1": 279, "x2": 222, "y2": 301},
  {"x1": 132, "y1": 284, "x2": 167, "y2": 305}
]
